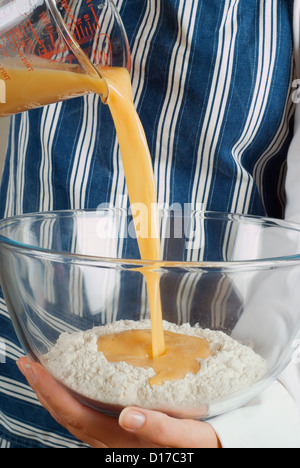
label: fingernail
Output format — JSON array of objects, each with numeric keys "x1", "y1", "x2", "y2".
[
  {"x1": 17, "y1": 359, "x2": 37, "y2": 385},
  {"x1": 119, "y1": 409, "x2": 146, "y2": 431}
]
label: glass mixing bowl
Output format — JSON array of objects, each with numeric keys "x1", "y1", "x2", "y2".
[{"x1": 0, "y1": 209, "x2": 300, "y2": 420}]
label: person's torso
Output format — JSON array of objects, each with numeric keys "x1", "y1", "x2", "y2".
[{"x1": 0, "y1": 0, "x2": 295, "y2": 448}]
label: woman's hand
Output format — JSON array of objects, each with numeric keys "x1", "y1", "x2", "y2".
[{"x1": 17, "y1": 356, "x2": 221, "y2": 449}]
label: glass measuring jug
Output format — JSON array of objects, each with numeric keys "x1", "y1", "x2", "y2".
[{"x1": 0, "y1": 0, "x2": 131, "y2": 116}]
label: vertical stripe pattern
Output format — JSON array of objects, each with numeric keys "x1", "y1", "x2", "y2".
[{"x1": 0, "y1": 0, "x2": 295, "y2": 448}]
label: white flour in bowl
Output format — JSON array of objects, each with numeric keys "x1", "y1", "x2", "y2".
[{"x1": 41, "y1": 320, "x2": 267, "y2": 409}]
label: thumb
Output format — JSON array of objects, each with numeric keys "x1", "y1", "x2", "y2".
[{"x1": 118, "y1": 407, "x2": 221, "y2": 448}]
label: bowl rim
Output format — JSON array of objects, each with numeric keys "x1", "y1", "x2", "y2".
[{"x1": 1, "y1": 209, "x2": 300, "y2": 270}]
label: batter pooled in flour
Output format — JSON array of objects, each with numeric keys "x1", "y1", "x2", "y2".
[{"x1": 42, "y1": 320, "x2": 267, "y2": 410}]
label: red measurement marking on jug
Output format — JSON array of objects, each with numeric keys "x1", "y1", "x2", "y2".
[
  {"x1": 56, "y1": 0, "x2": 113, "y2": 66},
  {"x1": 0, "y1": 0, "x2": 113, "y2": 67}
]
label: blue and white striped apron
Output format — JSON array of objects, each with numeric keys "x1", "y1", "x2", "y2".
[{"x1": 0, "y1": 0, "x2": 295, "y2": 447}]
